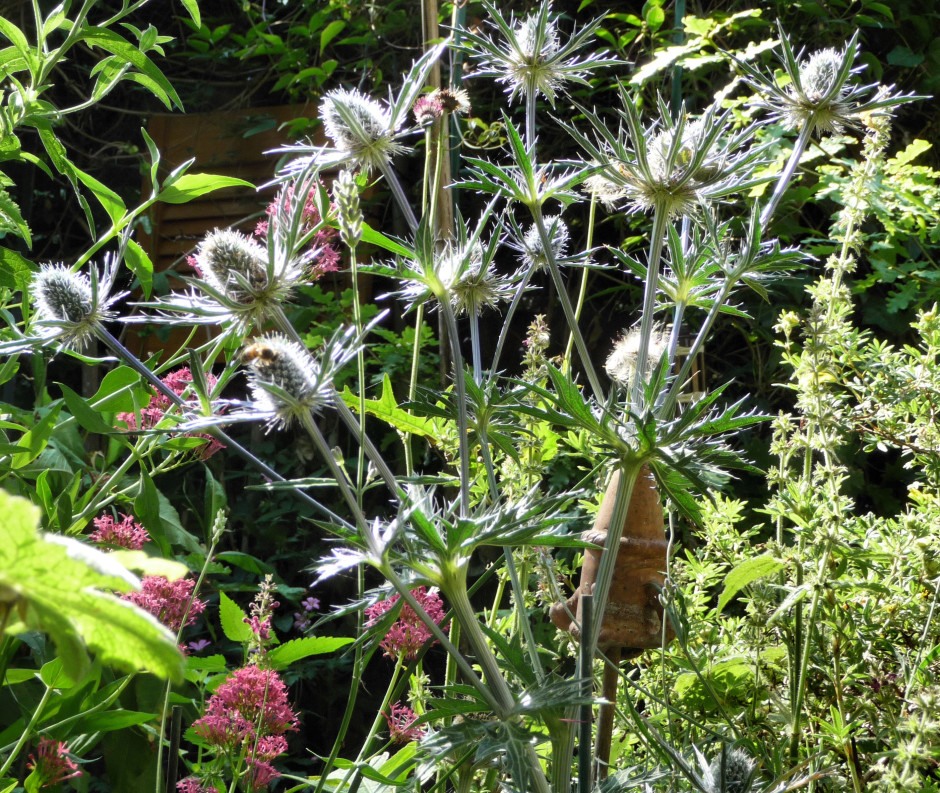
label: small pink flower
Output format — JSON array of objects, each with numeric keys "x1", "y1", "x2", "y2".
[
  {"x1": 246, "y1": 759, "x2": 280, "y2": 791},
  {"x1": 188, "y1": 638, "x2": 212, "y2": 652},
  {"x1": 117, "y1": 367, "x2": 224, "y2": 459},
  {"x1": 89, "y1": 512, "x2": 150, "y2": 550},
  {"x1": 27, "y1": 738, "x2": 81, "y2": 788},
  {"x1": 384, "y1": 702, "x2": 424, "y2": 743},
  {"x1": 253, "y1": 735, "x2": 288, "y2": 762},
  {"x1": 177, "y1": 777, "x2": 217, "y2": 793},
  {"x1": 121, "y1": 575, "x2": 206, "y2": 633},
  {"x1": 254, "y1": 185, "x2": 340, "y2": 280},
  {"x1": 365, "y1": 587, "x2": 446, "y2": 661}
]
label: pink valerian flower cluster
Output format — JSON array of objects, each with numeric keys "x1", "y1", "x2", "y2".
[
  {"x1": 116, "y1": 367, "x2": 224, "y2": 459},
  {"x1": 27, "y1": 738, "x2": 81, "y2": 787},
  {"x1": 384, "y1": 702, "x2": 425, "y2": 743},
  {"x1": 254, "y1": 185, "x2": 341, "y2": 279},
  {"x1": 364, "y1": 586, "x2": 446, "y2": 661},
  {"x1": 121, "y1": 575, "x2": 206, "y2": 634},
  {"x1": 177, "y1": 778, "x2": 218, "y2": 793},
  {"x1": 89, "y1": 512, "x2": 150, "y2": 550},
  {"x1": 193, "y1": 665, "x2": 298, "y2": 788}
]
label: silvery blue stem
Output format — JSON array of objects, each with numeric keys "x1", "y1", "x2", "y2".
[
  {"x1": 630, "y1": 208, "x2": 669, "y2": 409},
  {"x1": 532, "y1": 207, "x2": 605, "y2": 402},
  {"x1": 492, "y1": 263, "x2": 536, "y2": 373},
  {"x1": 379, "y1": 161, "x2": 419, "y2": 232},
  {"x1": 94, "y1": 326, "x2": 350, "y2": 528},
  {"x1": 759, "y1": 121, "x2": 815, "y2": 228},
  {"x1": 438, "y1": 298, "x2": 471, "y2": 517}
]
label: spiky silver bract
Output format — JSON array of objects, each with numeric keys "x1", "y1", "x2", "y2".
[
  {"x1": 28, "y1": 255, "x2": 125, "y2": 350},
  {"x1": 459, "y1": 1, "x2": 620, "y2": 106},
  {"x1": 515, "y1": 216, "x2": 569, "y2": 270},
  {"x1": 735, "y1": 24, "x2": 918, "y2": 138},
  {"x1": 704, "y1": 747, "x2": 757, "y2": 793},
  {"x1": 568, "y1": 95, "x2": 766, "y2": 219},
  {"x1": 133, "y1": 226, "x2": 304, "y2": 334},
  {"x1": 320, "y1": 88, "x2": 408, "y2": 174}
]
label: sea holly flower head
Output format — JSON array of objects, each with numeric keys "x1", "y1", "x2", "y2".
[
  {"x1": 121, "y1": 575, "x2": 206, "y2": 634},
  {"x1": 606, "y1": 326, "x2": 670, "y2": 388},
  {"x1": 27, "y1": 738, "x2": 82, "y2": 788},
  {"x1": 89, "y1": 512, "x2": 151, "y2": 550},
  {"x1": 512, "y1": 216, "x2": 569, "y2": 270},
  {"x1": 571, "y1": 94, "x2": 765, "y2": 218},
  {"x1": 320, "y1": 88, "x2": 408, "y2": 174},
  {"x1": 365, "y1": 586, "x2": 446, "y2": 661},
  {"x1": 461, "y1": 1, "x2": 620, "y2": 106},
  {"x1": 13, "y1": 255, "x2": 126, "y2": 353},
  {"x1": 736, "y1": 24, "x2": 918, "y2": 137}
]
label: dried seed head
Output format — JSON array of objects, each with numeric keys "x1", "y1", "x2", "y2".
[
  {"x1": 783, "y1": 47, "x2": 854, "y2": 135},
  {"x1": 606, "y1": 326, "x2": 669, "y2": 387},
  {"x1": 433, "y1": 87, "x2": 471, "y2": 116}
]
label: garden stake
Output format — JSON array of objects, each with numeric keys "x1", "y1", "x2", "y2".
[{"x1": 550, "y1": 464, "x2": 673, "y2": 778}]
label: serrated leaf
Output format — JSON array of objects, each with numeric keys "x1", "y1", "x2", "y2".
[
  {"x1": 340, "y1": 373, "x2": 435, "y2": 439},
  {"x1": 0, "y1": 490, "x2": 183, "y2": 681},
  {"x1": 716, "y1": 553, "x2": 784, "y2": 614},
  {"x1": 266, "y1": 636, "x2": 353, "y2": 669},
  {"x1": 219, "y1": 591, "x2": 252, "y2": 643},
  {"x1": 0, "y1": 246, "x2": 35, "y2": 289}
]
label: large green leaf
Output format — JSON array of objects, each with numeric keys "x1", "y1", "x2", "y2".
[
  {"x1": 218, "y1": 590, "x2": 252, "y2": 643},
  {"x1": 157, "y1": 173, "x2": 253, "y2": 204},
  {"x1": 0, "y1": 490, "x2": 184, "y2": 681},
  {"x1": 267, "y1": 636, "x2": 354, "y2": 669}
]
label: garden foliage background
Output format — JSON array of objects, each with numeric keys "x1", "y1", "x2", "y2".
[{"x1": 2, "y1": 0, "x2": 940, "y2": 791}]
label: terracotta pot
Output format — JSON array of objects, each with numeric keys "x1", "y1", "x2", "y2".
[{"x1": 550, "y1": 465, "x2": 673, "y2": 654}]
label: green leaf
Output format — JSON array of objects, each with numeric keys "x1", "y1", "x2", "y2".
[
  {"x1": 157, "y1": 173, "x2": 253, "y2": 204},
  {"x1": 339, "y1": 374, "x2": 435, "y2": 439},
  {"x1": 319, "y1": 20, "x2": 346, "y2": 54},
  {"x1": 79, "y1": 27, "x2": 182, "y2": 109},
  {"x1": 124, "y1": 239, "x2": 153, "y2": 298},
  {"x1": 11, "y1": 404, "x2": 61, "y2": 469},
  {"x1": 219, "y1": 591, "x2": 252, "y2": 643},
  {"x1": 267, "y1": 636, "x2": 354, "y2": 669},
  {"x1": 177, "y1": 0, "x2": 200, "y2": 27},
  {"x1": 0, "y1": 245, "x2": 35, "y2": 289},
  {"x1": 214, "y1": 551, "x2": 272, "y2": 575},
  {"x1": 79, "y1": 709, "x2": 158, "y2": 732},
  {"x1": 360, "y1": 222, "x2": 414, "y2": 257},
  {"x1": 59, "y1": 382, "x2": 115, "y2": 435},
  {"x1": 0, "y1": 490, "x2": 184, "y2": 681},
  {"x1": 645, "y1": 5, "x2": 665, "y2": 30},
  {"x1": 91, "y1": 365, "x2": 146, "y2": 413},
  {"x1": 716, "y1": 553, "x2": 784, "y2": 614},
  {"x1": 108, "y1": 551, "x2": 189, "y2": 580},
  {"x1": 890, "y1": 139, "x2": 931, "y2": 167},
  {"x1": 0, "y1": 187, "x2": 31, "y2": 244},
  {"x1": 887, "y1": 45, "x2": 924, "y2": 67}
]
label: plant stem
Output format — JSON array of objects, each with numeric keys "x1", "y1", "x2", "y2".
[
  {"x1": 378, "y1": 162, "x2": 419, "y2": 232},
  {"x1": 759, "y1": 120, "x2": 815, "y2": 228},
  {"x1": 631, "y1": 208, "x2": 669, "y2": 408},
  {"x1": 437, "y1": 299, "x2": 471, "y2": 517},
  {"x1": 563, "y1": 195, "x2": 597, "y2": 376},
  {"x1": 0, "y1": 684, "x2": 53, "y2": 778}
]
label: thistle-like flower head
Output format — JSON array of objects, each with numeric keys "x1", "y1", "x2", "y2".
[
  {"x1": 320, "y1": 88, "x2": 407, "y2": 173},
  {"x1": 704, "y1": 747, "x2": 757, "y2": 793},
  {"x1": 570, "y1": 93, "x2": 766, "y2": 218},
  {"x1": 736, "y1": 24, "x2": 918, "y2": 137},
  {"x1": 513, "y1": 216, "x2": 569, "y2": 270},
  {"x1": 460, "y1": 1, "x2": 620, "y2": 106},
  {"x1": 27, "y1": 255, "x2": 125, "y2": 350},
  {"x1": 195, "y1": 229, "x2": 270, "y2": 303},
  {"x1": 606, "y1": 325, "x2": 669, "y2": 388},
  {"x1": 241, "y1": 326, "x2": 360, "y2": 430},
  {"x1": 397, "y1": 237, "x2": 516, "y2": 317}
]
